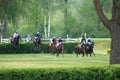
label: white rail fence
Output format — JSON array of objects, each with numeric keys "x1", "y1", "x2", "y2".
[{"x1": 0, "y1": 38, "x2": 80, "y2": 43}]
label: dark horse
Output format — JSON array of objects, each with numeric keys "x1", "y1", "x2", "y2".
[
  {"x1": 48, "y1": 42, "x2": 64, "y2": 57},
  {"x1": 85, "y1": 42, "x2": 95, "y2": 57},
  {"x1": 33, "y1": 37, "x2": 41, "y2": 52},
  {"x1": 75, "y1": 42, "x2": 95, "y2": 57},
  {"x1": 56, "y1": 43, "x2": 64, "y2": 57},
  {"x1": 75, "y1": 43, "x2": 86, "y2": 57},
  {"x1": 13, "y1": 35, "x2": 21, "y2": 46}
]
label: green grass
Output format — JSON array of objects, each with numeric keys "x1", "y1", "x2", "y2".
[
  {"x1": 0, "y1": 53, "x2": 110, "y2": 69},
  {"x1": 0, "y1": 38, "x2": 112, "y2": 69},
  {"x1": 93, "y1": 38, "x2": 111, "y2": 50}
]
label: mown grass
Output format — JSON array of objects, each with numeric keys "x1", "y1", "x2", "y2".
[
  {"x1": 93, "y1": 38, "x2": 111, "y2": 50},
  {"x1": 0, "y1": 38, "x2": 113, "y2": 69},
  {"x1": 0, "y1": 53, "x2": 110, "y2": 69}
]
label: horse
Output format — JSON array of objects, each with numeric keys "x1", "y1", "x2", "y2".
[
  {"x1": 48, "y1": 41, "x2": 64, "y2": 57},
  {"x1": 85, "y1": 42, "x2": 95, "y2": 57},
  {"x1": 56, "y1": 43, "x2": 64, "y2": 57},
  {"x1": 75, "y1": 43, "x2": 86, "y2": 57},
  {"x1": 13, "y1": 34, "x2": 21, "y2": 46},
  {"x1": 48, "y1": 42, "x2": 56, "y2": 55},
  {"x1": 33, "y1": 37, "x2": 41, "y2": 52}
]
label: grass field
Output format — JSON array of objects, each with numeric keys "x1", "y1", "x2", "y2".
[
  {"x1": 0, "y1": 53, "x2": 110, "y2": 69},
  {"x1": 0, "y1": 38, "x2": 112, "y2": 69}
]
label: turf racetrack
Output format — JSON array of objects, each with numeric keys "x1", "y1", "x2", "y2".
[{"x1": 0, "y1": 53, "x2": 109, "y2": 69}]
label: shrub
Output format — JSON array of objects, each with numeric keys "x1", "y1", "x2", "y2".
[
  {"x1": 0, "y1": 42, "x2": 77, "y2": 54},
  {"x1": 0, "y1": 67, "x2": 120, "y2": 80}
]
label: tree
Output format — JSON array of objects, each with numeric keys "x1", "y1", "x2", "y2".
[
  {"x1": 94, "y1": 0, "x2": 120, "y2": 64},
  {"x1": 0, "y1": 0, "x2": 29, "y2": 37}
]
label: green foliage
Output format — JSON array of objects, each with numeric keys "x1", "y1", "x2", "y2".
[
  {"x1": 0, "y1": 38, "x2": 111, "y2": 54},
  {"x1": 0, "y1": 43, "x2": 33, "y2": 54},
  {"x1": 64, "y1": 42, "x2": 76, "y2": 53},
  {"x1": 0, "y1": 42, "x2": 76, "y2": 54},
  {"x1": 0, "y1": 67, "x2": 120, "y2": 80},
  {"x1": 1, "y1": 0, "x2": 112, "y2": 38}
]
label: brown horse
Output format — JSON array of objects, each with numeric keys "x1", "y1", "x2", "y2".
[
  {"x1": 75, "y1": 44, "x2": 86, "y2": 57},
  {"x1": 48, "y1": 42, "x2": 56, "y2": 55},
  {"x1": 48, "y1": 42, "x2": 64, "y2": 57}
]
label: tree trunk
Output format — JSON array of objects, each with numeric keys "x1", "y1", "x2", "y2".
[
  {"x1": 110, "y1": 0, "x2": 120, "y2": 64},
  {"x1": 110, "y1": 24, "x2": 120, "y2": 64},
  {"x1": 48, "y1": 13, "x2": 50, "y2": 38},
  {"x1": 94, "y1": 0, "x2": 120, "y2": 64},
  {"x1": 64, "y1": 0, "x2": 68, "y2": 18},
  {"x1": 2, "y1": 21, "x2": 7, "y2": 37},
  {"x1": 0, "y1": 21, "x2": 8, "y2": 37},
  {"x1": 44, "y1": 15, "x2": 47, "y2": 39}
]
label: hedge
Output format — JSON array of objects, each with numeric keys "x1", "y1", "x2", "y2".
[
  {"x1": 0, "y1": 42, "x2": 77, "y2": 54},
  {"x1": 0, "y1": 67, "x2": 120, "y2": 80}
]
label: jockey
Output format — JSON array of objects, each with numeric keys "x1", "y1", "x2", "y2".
[
  {"x1": 52, "y1": 37, "x2": 56, "y2": 43},
  {"x1": 35, "y1": 32, "x2": 40, "y2": 41},
  {"x1": 58, "y1": 37, "x2": 62, "y2": 45},
  {"x1": 35, "y1": 32, "x2": 40, "y2": 38},
  {"x1": 13, "y1": 31, "x2": 19, "y2": 39},
  {"x1": 87, "y1": 37, "x2": 92, "y2": 45},
  {"x1": 80, "y1": 32, "x2": 86, "y2": 45},
  {"x1": 51, "y1": 37, "x2": 56, "y2": 46},
  {"x1": 26, "y1": 35, "x2": 31, "y2": 42}
]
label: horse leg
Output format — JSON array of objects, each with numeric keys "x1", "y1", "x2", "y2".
[
  {"x1": 89, "y1": 53, "x2": 92, "y2": 57},
  {"x1": 86, "y1": 53, "x2": 88, "y2": 57},
  {"x1": 82, "y1": 52, "x2": 85, "y2": 57},
  {"x1": 82, "y1": 51, "x2": 85, "y2": 57},
  {"x1": 56, "y1": 52, "x2": 59, "y2": 57},
  {"x1": 62, "y1": 50, "x2": 64, "y2": 57},
  {"x1": 52, "y1": 50, "x2": 55, "y2": 55},
  {"x1": 76, "y1": 48, "x2": 79, "y2": 57},
  {"x1": 93, "y1": 51, "x2": 95, "y2": 57},
  {"x1": 76, "y1": 53, "x2": 79, "y2": 57},
  {"x1": 82, "y1": 50, "x2": 86, "y2": 57}
]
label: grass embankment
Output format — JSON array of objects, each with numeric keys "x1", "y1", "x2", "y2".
[{"x1": 93, "y1": 38, "x2": 111, "y2": 54}]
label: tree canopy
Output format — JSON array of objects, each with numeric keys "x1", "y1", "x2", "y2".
[{"x1": 0, "y1": 0, "x2": 112, "y2": 38}]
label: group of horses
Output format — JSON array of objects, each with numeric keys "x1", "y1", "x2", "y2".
[
  {"x1": 48, "y1": 40, "x2": 95, "y2": 57},
  {"x1": 48, "y1": 41, "x2": 64, "y2": 57},
  {"x1": 11, "y1": 34, "x2": 41, "y2": 47},
  {"x1": 75, "y1": 42, "x2": 95, "y2": 57},
  {"x1": 11, "y1": 36, "x2": 94, "y2": 57}
]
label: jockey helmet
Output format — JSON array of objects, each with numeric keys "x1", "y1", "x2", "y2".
[
  {"x1": 88, "y1": 37, "x2": 91, "y2": 40},
  {"x1": 37, "y1": 32, "x2": 39, "y2": 34}
]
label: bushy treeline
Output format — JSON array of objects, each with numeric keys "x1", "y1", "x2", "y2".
[
  {"x1": 0, "y1": 0, "x2": 111, "y2": 38},
  {"x1": 0, "y1": 42, "x2": 77, "y2": 54},
  {"x1": 0, "y1": 66, "x2": 120, "y2": 80}
]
